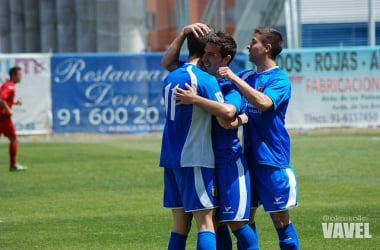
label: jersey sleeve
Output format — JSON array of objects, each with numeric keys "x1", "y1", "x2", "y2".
[
  {"x1": 0, "y1": 82, "x2": 14, "y2": 103},
  {"x1": 197, "y1": 74, "x2": 224, "y2": 103},
  {"x1": 223, "y1": 84, "x2": 244, "y2": 115},
  {"x1": 263, "y1": 73, "x2": 291, "y2": 111}
]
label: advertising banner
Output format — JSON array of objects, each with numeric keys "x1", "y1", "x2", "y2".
[
  {"x1": 0, "y1": 54, "x2": 52, "y2": 134},
  {"x1": 51, "y1": 52, "x2": 247, "y2": 134},
  {"x1": 274, "y1": 46, "x2": 380, "y2": 129},
  {"x1": 51, "y1": 53, "x2": 169, "y2": 133}
]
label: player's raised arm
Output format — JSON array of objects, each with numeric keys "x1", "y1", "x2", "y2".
[{"x1": 161, "y1": 23, "x2": 211, "y2": 72}]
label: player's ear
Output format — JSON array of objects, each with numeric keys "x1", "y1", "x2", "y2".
[
  {"x1": 223, "y1": 55, "x2": 232, "y2": 65},
  {"x1": 264, "y1": 43, "x2": 272, "y2": 54}
]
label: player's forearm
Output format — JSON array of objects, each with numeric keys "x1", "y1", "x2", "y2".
[
  {"x1": 217, "y1": 114, "x2": 247, "y2": 129},
  {"x1": 0, "y1": 100, "x2": 13, "y2": 115},
  {"x1": 191, "y1": 96, "x2": 236, "y2": 119},
  {"x1": 228, "y1": 74, "x2": 273, "y2": 111},
  {"x1": 160, "y1": 31, "x2": 186, "y2": 72}
]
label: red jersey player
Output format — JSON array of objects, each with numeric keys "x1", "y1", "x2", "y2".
[{"x1": 0, "y1": 66, "x2": 27, "y2": 171}]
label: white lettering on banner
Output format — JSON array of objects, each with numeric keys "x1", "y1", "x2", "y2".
[
  {"x1": 83, "y1": 83, "x2": 143, "y2": 107},
  {"x1": 56, "y1": 107, "x2": 160, "y2": 126},
  {"x1": 53, "y1": 58, "x2": 169, "y2": 84}
]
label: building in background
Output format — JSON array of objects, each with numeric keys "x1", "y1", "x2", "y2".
[
  {"x1": 0, "y1": 0, "x2": 147, "y2": 53},
  {"x1": 146, "y1": 0, "x2": 236, "y2": 51},
  {"x1": 0, "y1": 0, "x2": 379, "y2": 53}
]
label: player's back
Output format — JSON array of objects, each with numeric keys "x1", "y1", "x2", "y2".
[{"x1": 160, "y1": 63, "x2": 223, "y2": 169}]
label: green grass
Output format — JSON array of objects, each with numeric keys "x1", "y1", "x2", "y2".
[{"x1": 0, "y1": 132, "x2": 379, "y2": 249}]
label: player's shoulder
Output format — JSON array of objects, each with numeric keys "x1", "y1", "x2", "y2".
[
  {"x1": 269, "y1": 67, "x2": 290, "y2": 81},
  {"x1": 236, "y1": 69, "x2": 255, "y2": 80},
  {"x1": 0, "y1": 80, "x2": 14, "y2": 90},
  {"x1": 196, "y1": 68, "x2": 217, "y2": 82}
]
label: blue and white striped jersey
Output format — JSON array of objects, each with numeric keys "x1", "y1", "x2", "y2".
[{"x1": 160, "y1": 63, "x2": 223, "y2": 168}]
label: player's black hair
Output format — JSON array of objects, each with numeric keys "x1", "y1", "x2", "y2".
[
  {"x1": 207, "y1": 31, "x2": 237, "y2": 64},
  {"x1": 186, "y1": 32, "x2": 209, "y2": 58},
  {"x1": 254, "y1": 27, "x2": 283, "y2": 59},
  {"x1": 9, "y1": 66, "x2": 22, "y2": 77},
  {"x1": 186, "y1": 25, "x2": 214, "y2": 58}
]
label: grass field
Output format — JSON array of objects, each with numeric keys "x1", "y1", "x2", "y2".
[{"x1": 0, "y1": 131, "x2": 379, "y2": 249}]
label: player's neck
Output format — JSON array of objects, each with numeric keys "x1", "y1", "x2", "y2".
[
  {"x1": 256, "y1": 60, "x2": 276, "y2": 73},
  {"x1": 187, "y1": 57, "x2": 202, "y2": 67}
]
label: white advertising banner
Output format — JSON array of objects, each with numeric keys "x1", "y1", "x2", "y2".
[
  {"x1": 0, "y1": 54, "x2": 52, "y2": 134},
  {"x1": 273, "y1": 46, "x2": 380, "y2": 129}
]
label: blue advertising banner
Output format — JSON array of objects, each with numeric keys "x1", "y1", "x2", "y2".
[
  {"x1": 51, "y1": 52, "x2": 247, "y2": 134},
  {"x1": 51, "y1": 53, "x2": 168, "y2": 133}
]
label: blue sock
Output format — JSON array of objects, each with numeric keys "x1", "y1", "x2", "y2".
[
  {"x1": 250, "y1": 222, "x2": 257, "y2": 234},
  {"x1": 276, "y1": 223, "x2": 299, "y2": 250},
  {"x1": 233, "y1": 224, "x2": 259, "y2": 250},
  {"x1": 168, "y1": 232, "x2": 187, "y2": 250},
  {"x1": 197, "y1": 231, "x2": 216, "y2": 250},
  {"x1": 216, "y1": 224, "x2": 232, "y2": 250},
  {"x1": 237, "y1": 222, "x2": 258, "y2": 250}
]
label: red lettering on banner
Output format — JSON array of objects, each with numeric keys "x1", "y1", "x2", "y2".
[
  {"x1": 289, "y1": 75, "x2": 304, "y2": 84},
  {"x1": 306, "y1": 77, "x2": 380, "y2": 93}
]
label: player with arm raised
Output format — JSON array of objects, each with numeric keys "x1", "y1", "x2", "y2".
[
  {"x1": 163, "y1": 23, "x2": 259, "y2": 250},
  {"x1": 160, "y1": 29, "x2": 223, "y2": 250}
]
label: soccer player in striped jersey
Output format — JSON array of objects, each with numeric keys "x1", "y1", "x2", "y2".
[
  {"x1": 162, "y1": 23, "x2": 259, "y2": 250},
  {"x1": 218, "y1": 27, "x2": 300, "y2": 250},
  {"x1": 160, "y1": 27, "x2": 236, "y2": 250}
]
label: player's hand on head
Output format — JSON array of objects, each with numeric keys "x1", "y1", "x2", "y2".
[{"x1": 183, "y1": 23, "x2": 211, "y2": 37}]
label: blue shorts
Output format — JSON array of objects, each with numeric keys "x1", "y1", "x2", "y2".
[
  {"x1": 163, "y1": 167, "x2": 218, "y2": 212},
  {"x1": 250, "y1": 165, "x2": 298, "y2": 213},
  {"x1": 216, "y1": 157, "x2": 250, "y2": 222}
]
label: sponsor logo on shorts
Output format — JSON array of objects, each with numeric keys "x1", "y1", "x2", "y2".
[
  {"x1": 273, "y1": 196, "x2": 285, "y2": 205},
  {"x1": 223, "y1": 206, "x2": 234, "y2": 214}
]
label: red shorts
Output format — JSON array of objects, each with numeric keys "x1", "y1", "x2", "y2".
[{"x1": 0, "y1": 119, "x2": 16, "y2": 139}]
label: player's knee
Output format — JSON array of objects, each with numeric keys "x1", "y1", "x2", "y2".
[{"x1": 271, "y1": 212, "x2": 290, "y2": 228}]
